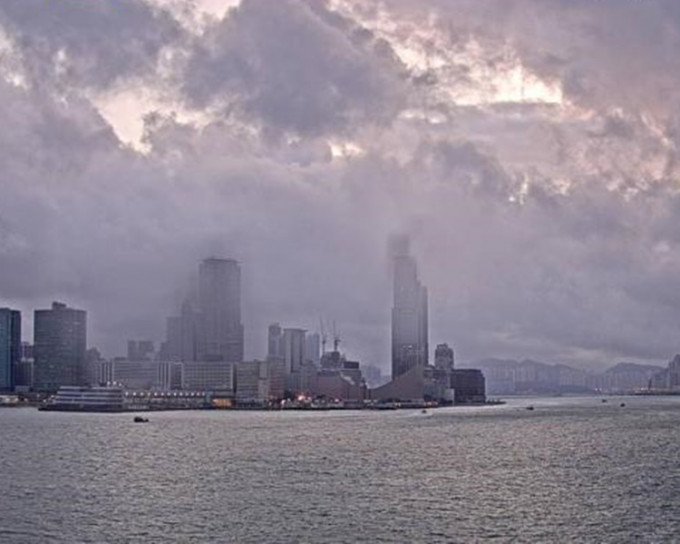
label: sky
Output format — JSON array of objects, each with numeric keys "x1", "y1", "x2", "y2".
[{"x1": 1, "y1": 0, "x2": 680, "y2": 370}]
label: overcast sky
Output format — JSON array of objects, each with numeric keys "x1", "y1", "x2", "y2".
[{"x1": 1, "y1": 0, "x2": 679, "y2": 370}]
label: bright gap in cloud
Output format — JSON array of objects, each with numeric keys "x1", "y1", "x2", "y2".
[
  {"x1": 91, "y1": 84, "x2": 211, "y2": 153},
  {"x1": 0, "y1": 27, "x2": 28, "y2": 89},
  {"x1": 329, "y1": 140, "x2": 365, "y2": 160},
  {"x1": 329, "y1": 0, "x2": 563, "y2": 108},
  {"x1": 146, "y1": 0, "x2": 241, "y2": 33}
]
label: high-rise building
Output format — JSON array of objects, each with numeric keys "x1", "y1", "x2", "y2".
[
  {"x1": 283, "y1": 328, "x2": 306, "y2": 374},
  {"x1": 13, "y1": 341, "x2": 33, "y2": 391},
  {"x1": 266, "y1": 324, "x2": 286, "y2": 399},
  {"x1": 434, "y1": 343, "x2": 454, "y2": 373},
  {"x1": 0, "y1": 308, "x2": 21, "y2": 391},
  {"x1": 306, "y1": 333, "x2": 321, "y2": 365},
  {"x1": 161, "y1": 316, "x2": 183, "y2": 361},
  {"x1": 162, "y1": 299, "x2": 199, "y2": 362},
  {"x1": 267, "y1": 323, "x2": 284, "y2": 361},
  {"x1": 197, "y1": 258, "x2": 244, "y2": 363},
  {"x1": 33, "y1": 302, "x2": 87, "y2": 392},
  {"x1": 127, "y1": 340, "x2": 155, "y2": 361},
  {"x1": 391, "y1": 237, "x2": 428, "y2": 379}
]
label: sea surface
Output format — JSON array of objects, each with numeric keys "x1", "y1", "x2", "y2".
[{"x1": 1, "y1": 396, "x2": 679, "y2": 543}]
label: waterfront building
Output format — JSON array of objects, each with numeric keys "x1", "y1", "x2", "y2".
[
  {"x1": 33, "y1": 302, "x2": 87, "y2": 392},
  {"x1": 315, "y1": 348, "x2": 366, "y2": 400},
  {"x1": 371, "y1": 364, "x2": 427, "y2": 402},
  {"x1": 182, "y1": 360, "x2": 235, "y2": 393},
  {"x1": 316, "y1": 370, "x2": 366, "y2": 401},
  {"x1": 450, "y1": 369, "x2": 486, "y2": 404},
  {"x1": 110, "y1": 360, "x2": 180, "y2": 391},
  {"x1": 0, "y1": 308, "x2": 21, "y2": 391},
  {"x1": 434, "y1": 343, "x2": 454, "y2": 373},
  {"x1": 286, "y1": 361, "x2": 318, "y2": 397},
  {"x1": 391, "y1": 237, "x2": 428, "y2": 379},
  {"x1": 268, "y1": 359, "x2": 286, "y2": 400},
  {"x1": 197, "y1": 258, "x2": 244, "y2": 363},
  {"x1": 235, "y1": 360, "x2": 270, "y2": 402}
]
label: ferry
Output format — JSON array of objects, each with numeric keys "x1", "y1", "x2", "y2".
[{"x1": 39, "y1": 386, "x2": 126, "y2": 412}]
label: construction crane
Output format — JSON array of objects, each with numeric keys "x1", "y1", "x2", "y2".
[
  {"x1": 333, "y1": 320, "x2": 340, "y2": 353},
  {"x1": 319, "y1": 318, "x2": 328, "y2": 355}
]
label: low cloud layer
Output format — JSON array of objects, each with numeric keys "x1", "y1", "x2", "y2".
[{"x1": 0, "y1": 0, "x2": 679, "y2": 370}]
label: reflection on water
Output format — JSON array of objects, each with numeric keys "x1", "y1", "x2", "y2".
[{"x1": 1, "y1": 396, "x2": 679, "y2": 543}]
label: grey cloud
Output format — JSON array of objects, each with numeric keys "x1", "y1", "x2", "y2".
[
  {"x1": 0, "y1": 0, "x2": 184, "y2": 89},
  {"x1": 182, "y1": 0, "x2": 407, "y2": 136}
]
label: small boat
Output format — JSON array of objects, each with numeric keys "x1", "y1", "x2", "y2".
[
  {"x1": 620, "y1": 403, "x2": 626, "y2": 408},
  {"x1": 601, "y1": 399, "x2": 607, "y2": 403},
  {"x1": 133, "y1": 416, "x2": 149, "y2": 423},
  {"x1": 526, "y1": 406, "x2": 535, "y2": 411},
  {"x1": 421, "y1": 409, "x2": 428, "y2": 414}
]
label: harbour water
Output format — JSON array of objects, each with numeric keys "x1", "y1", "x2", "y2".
[{"x1": 1, "y1": 396, "x2": 679, "y2": 543}]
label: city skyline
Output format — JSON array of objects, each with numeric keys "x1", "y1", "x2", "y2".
[{"x1": 3, "y1": 239, "x2": 680, "y2": 374}]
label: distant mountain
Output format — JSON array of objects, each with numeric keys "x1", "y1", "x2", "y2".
[
  {"x1": 603, "y1": 362, "x2": 664, "y2": 374},
  {"x1": 463, "y1": 358, "x2": 588, "y2": 395},
  {"x1": 461, "y1": 358, "x2": 665, "y2": 395}
]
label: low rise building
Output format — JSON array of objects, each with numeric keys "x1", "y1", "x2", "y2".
[
  {"x1": 451, "y1": 369, "x2": 486, "y2": 404},
  {"x1": 235, "y1": 360, "x2": 270, "y2": 402},
  {"x1": 182, "y1": 361, "x2": 234, "y2": 394}
]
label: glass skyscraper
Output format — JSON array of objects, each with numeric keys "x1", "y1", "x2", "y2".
[
  {"x1": 0, "y1": 308, "x2": 21, "y2": 391},
  {"x1": 33, "y1": 302, "x2": 87, "y2": 392}
]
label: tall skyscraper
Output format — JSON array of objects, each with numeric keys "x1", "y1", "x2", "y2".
[
  {"x1": 161, "y1": 299, "x2": 197, "y2": 362},
  {"x1": 391, "y1": 237, "x2": 428, "y2": 379},
  {"x1": 267, "y1": 323, "x2": 284, "y2": 361},
  {"x1": 0, "y1": 308, "x2": 21, "y2": 391},
  {"x1": 33, "y1": 302, "x2": 87, "y2": 392},
  {"x1": 197, "y1": 258, "x2": 244, "y2": 363},
  {"x1": 266, "y1": 323, "x2": 286, "y2": 399},
  {"x1": 283, "y1": 328, "x2": 306, "y2": 374}
]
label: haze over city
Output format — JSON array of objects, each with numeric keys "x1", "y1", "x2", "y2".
[{"x1": 2, "y1": 0, "x2": 680, "y2": 371}]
